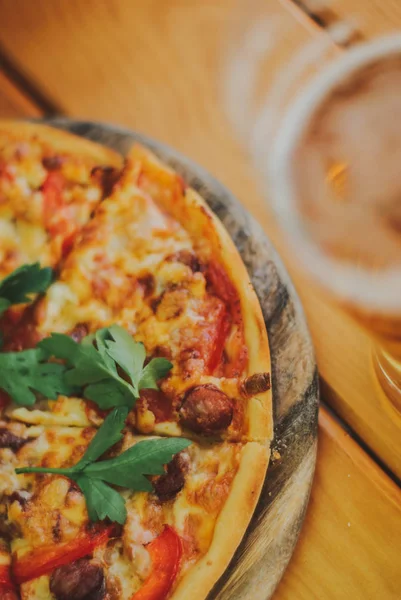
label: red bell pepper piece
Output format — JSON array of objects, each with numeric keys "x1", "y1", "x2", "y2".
[
  {"x1": 0, "y1": 564, "x2": 17, "y2": 599},
  {"x1": 0, "y1": 564, "x2": 14, "y2": 588},
  {"x1": 207, "y1": 307, "x2": 230, "y2": 374},
  {"x1": 13, "y1": 525, "x2": 114, "y2": 584},
  {"x1": 42, "y1": 171, "x2": 65, "y2": 230},
  {"x1": 131, "y1": 526, "x2": 182, "y2": 600}
]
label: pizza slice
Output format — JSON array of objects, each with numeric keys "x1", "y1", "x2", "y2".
[
  {"x1": 0, "y1": 121, "x2": 122, "y2": 279},
  {"x1": 4, "y1": 145, "x2": 271, "y2": 444},
  {"x1": 0, "y1": 122, "x2": 122, "y2": 348},
  {"x1": 0, "y1": 416, "x2": 267, "y2": 600}
]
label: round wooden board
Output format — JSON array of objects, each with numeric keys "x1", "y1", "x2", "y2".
[{"x1": 41, "y1": 118, "x2": 319, "y2": 599}]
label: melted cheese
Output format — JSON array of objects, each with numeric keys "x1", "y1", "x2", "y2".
[
  {"x1": 0, "y1": 135, "x2": 107, "y2": 280},
  {"x1": 20, "y1": 575, "x2": 51, "y2": 600},
  {"x1": 7, "y1": 397, "x2": 90, "y2": 427},
  {"x1": 0, "y1": 426, "x2": 94, "y2": 557},
  {"x1": 36, "y1": 179, "x2": 194, "y2": 335}
]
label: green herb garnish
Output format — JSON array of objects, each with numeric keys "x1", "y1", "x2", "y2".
[
  {"x1": 39, "y1": 325, "x2": 172, "y2": 410},
  {"x1": 16, "y1": 407, "x2": 191, "y2": 524},
  {"x1": 0, "y1": 263, "x2": 53, "y2": 317},
  {"x1": 0, "y1": 347, "x2": 74, "y2": 406}
]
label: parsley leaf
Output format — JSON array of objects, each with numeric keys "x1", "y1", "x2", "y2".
[
  {"x1": 139, "y1": 358, "x2": 173, "y2": 391},
  {"x1": 39, "y1": 325, "x2": 172, "y2": 411},
  {"x1": 84, "y1": 437, "x2": 191, "y2": 491},
  {"x1": 16, "y1": 407, "x2": 191, "y2": 524},
  {"x1": 39, "y1": 333, "x2": 135, "y2": 409},
  {"x1": 0, "y1": 263, "x2": 53, "y2": 316},
  {"x1": 75, "y1": 475, "x2": 127, "y2": 525},
  {"x1": 105, "y1": 325, "x2": 173, "y2": 396},
  {"x1": 75, "y1": 406, "x2": 129, "y2": 469},
  {"x1": 0, "y1": 348, "x2": 74, "y2": 406},
  {"x1": 103, "y1": 325, "x2": 146, "y2": 396},
  {"x1": 0, "y1": 298, "x2": 11, "y2": 317}
]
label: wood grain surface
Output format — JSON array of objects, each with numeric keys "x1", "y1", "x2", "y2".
[
  {"x1": 0, "y1": 70, "x2": 41, "y2": 118},
  {"x1": 0, "y1": 0, "x2": 400, "y2": 480},
  {"x1": 278, "y1": 408, "x2": 401, "y2": 600},
  {"x1": 0, "y1": 0, "x2": 401, "y2": 597}
]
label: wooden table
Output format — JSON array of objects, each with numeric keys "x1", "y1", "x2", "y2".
[{"x1": 0, "y1": 1, "x2": 400, "y2": 597}]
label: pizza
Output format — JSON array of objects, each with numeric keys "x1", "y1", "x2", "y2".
[{"x1": 0, "y1": 121, "x2": 272, "y2": 600}]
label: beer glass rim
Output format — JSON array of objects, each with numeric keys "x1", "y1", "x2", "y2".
[{"x1": 271, "y1": 33, "x2": 401, "y2": 313}]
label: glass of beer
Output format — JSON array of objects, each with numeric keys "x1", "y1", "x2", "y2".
[
  {"x1": 271, "y1": 35, "x2": 401, "y2": 411},
  {"x1": 224, "y1": 11, "x2": 401, "y2": 411}
]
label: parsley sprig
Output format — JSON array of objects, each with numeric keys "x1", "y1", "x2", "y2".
[
  {"x1": 0, "y1": 347, "x2": 74, "y2": 406},
  {"x1": 39, "y1": 325, "x2": 172, "y2": 410},
  {"x1": 16, "y1": 407, "x2": 191, "y2": 524},
  {"x1": 0, "y1": 263, "x2": 53, "y2": 317}
]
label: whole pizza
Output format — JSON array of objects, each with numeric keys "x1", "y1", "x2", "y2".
[{"x1": 0, "y1": 121, "x2": 272, "y2": 600}]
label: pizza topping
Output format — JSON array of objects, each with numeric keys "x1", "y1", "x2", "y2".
[
  {"x1": 0, "y1": 262, "x2": 53, "y2": 318},
  {"x1": 167, "y1": 250, "x2": 200, "y2": 272},
  {"x1": 41, "y1": 171, "x2": 66, "y2": 233},
  {"x1": 42, "y1": 155, "x2": 65, "y2": 171},
  {"x1": 70, "y1": 322, "x2": 90, "y2": 343},
  {"x1": 0, "y1": 346, "x2": 73, "y2": 407},
  {"x1": 0, "y1": 429, "x2": 29, "y2": 452},
  {"x1": 0, "y1": 589, "x2": 18, "y2": 600},
  {"x1": 138, "y1": 274, "x2": 155, "y2": 298},
  {"x1": 0, "y1": 564, "x2": 14, "y2": 589},
  {"x1": 178, "y1": 384, "x2": 234, "y2": 434},
  {"x1": 1, "y1": 316, "x2": 43, "y2": 352},
  {"x1": 0, "y1": 564, "x2": 17, "y2": 600},
  {"x1": 39, "y1": 325, "x2": 172, "y2": 411},
  {"x1": 12, "y1": 525, "x2": 113, "y2": 584},
  {"x1": 138, "y1": 389, "x2": 174, "y2": 424},
  {"x1": 50, "y1": 558, "x2": 106, "y2": 600},
  {"x1": 241, "y1": 372, "x2": 271, "y2": 397},
  {"x1": 153, "y1": 454, "x2": 188, "y2": 502},
  {"x1": 91, "y1": 165, "x2": 120, "y2": 198},
  {"x1": 131, "y1": 526, "x2": 182, "y2": 600},
  {"x1": 16, "y1": 408, "x2": 191, "y2": 525}
]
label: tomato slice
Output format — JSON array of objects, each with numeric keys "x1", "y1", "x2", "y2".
[
  {"x1": 131, "y1": 526, "x2": 182, "y2": 600},
  {"x1": 12, "y1": 525, "x2": 114, "y2": 584}
]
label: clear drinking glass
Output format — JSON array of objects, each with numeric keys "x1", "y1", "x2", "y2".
[{"x1": 224, "y1": 2, "x2": 401, "y2": 412}]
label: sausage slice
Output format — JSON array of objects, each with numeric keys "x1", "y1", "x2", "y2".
[
  {"x1": 0, "y1": 429, "x2": 28, "y2": 452},
  {"x1": 50, "y1": 559, "x2": 105, "y2": 600},
  {"x1": 153, "y1": 454, "x2": 188, "y2": 501},
  {"x1": 179, "y1": 385, "x2": 233, "y2": 435},
  {"x1": 241, "y1": 372, "x2": 271, "y2": 396}
]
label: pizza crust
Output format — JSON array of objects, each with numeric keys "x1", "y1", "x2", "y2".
[
  {"x1": 172, "y1": 442, "x2": 269, "y2": 599},
  {"x1": 0, "y1": 120, "x2": 123, "y2": 167}
]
